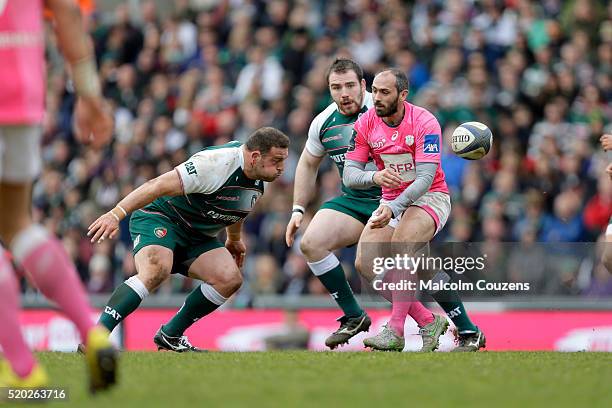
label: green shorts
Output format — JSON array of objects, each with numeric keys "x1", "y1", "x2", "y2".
[
  {"x1": 129, "y1": 209, "x2": 224, "y2": 276},
  {"x1": 319, "y1": 195, "x2": 380, "y2": 225}
]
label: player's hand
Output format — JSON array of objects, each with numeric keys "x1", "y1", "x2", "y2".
[
  {"x1": 285, "y1": 212, "x2": 303, "y2": 247},
  {"x1": 606, "y1": 162, "x2": 612, "y2": 181},
  {"x1": 226, "y1": 239, "x2": 246, "y2": 268},
  {"x1": 373, "y1": 169, "x2": 402, "y2": 188},
  {"x1": 74, "y1": 97, "x2": 113, "y2": 149},
  {"x1": 87, "y1": 212, "x2": 120, "y2": 244},
  {"x1": 601, "y1": 134, "x2": 612, "y2": 151},
  {"x1": 369, "y1": 205, "x2": 393, "y2": 229}
]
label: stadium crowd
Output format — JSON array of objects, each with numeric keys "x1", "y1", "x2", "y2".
[{"x1": 32, "y1": 0, "x2": 611, "y2": 301}]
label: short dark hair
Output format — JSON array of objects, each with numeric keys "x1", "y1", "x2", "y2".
[
  {"x1": 326, "y1": 58, "x2": 364, "y2": 83},
  {"x1": 377, "y1": 68, "x2": 409, "y2": 93},
  {"x1": 246, "y1": 127, "x2": 290, "y2": 154}
]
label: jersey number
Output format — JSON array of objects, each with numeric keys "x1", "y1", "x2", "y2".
[{"x1": 185, "y1": 161, "x2": 197, "y2": 175}]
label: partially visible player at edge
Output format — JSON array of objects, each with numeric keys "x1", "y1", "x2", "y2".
[
  {"x1": 600, "y1": 133, "x2": 612, "y2": 273},
  {"x1": 344, "y1": 68, "x2": 486, "y2": 351},
  {"x1": 87, "y1": 128, "x2": 289, "y2": 352},
  {"x1": 0, "y1": 0, "x2": 116, "y2": 391},
  {"x1": 286, "y1": 58, "x2": 446, "y2": 351}
]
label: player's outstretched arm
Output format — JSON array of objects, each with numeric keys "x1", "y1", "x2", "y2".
[
  {"x1": 87, "y1": 170, "x2": 183, "y2": 243},
  {"x1": 46, "y1": 0, "x2": 112, "y2": 148},
  {"x1": 286, "y1": 150, "x2": 323, "y2": 247}
]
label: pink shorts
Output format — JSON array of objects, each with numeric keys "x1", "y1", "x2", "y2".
[{"x1": 383, "y1": 191, "x2": 451, "y2": 236}]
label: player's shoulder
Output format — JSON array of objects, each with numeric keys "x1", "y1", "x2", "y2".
[
  {"x1": 191, "y1": 141, "x2": 243, "y2": 169},
  {"x1": 355, "y1": 105, "x2": 377, "y2": 128},
  {"x1": 310, "y1": 102, "x2": 340, "y2": 133},
  {"x1": 407, "y1": 102, "x2": 439, "y2": 127}
]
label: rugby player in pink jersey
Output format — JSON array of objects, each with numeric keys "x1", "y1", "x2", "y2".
[
  {"x1": 344, "y1": 69, "x2": 485, "y2": 352},
  {"x1": 0, "y1": 0, "x2": 116, "y2": 391}
]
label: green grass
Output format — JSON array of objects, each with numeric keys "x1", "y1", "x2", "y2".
[{"x1": 34, "y1": 351, "x2": 611, "y2": 408}]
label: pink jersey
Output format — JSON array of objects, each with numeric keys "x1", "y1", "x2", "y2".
[
  {"x1": 347, "y1": 101, "x2": 449, "y2": 201},
  {"x1": 0, "y1": 0, "x2": 45, "y2": 124}
]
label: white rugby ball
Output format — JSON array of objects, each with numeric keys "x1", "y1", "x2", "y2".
[{"x1": 450, "y1": 121, "x2": 493, "y2": 160}]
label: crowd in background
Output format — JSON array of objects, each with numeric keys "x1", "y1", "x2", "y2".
[{"x1": 33, "y1": 0, "x2": 612, "y2": 301}]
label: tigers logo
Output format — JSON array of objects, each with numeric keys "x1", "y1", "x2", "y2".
[{"x1": 154, "y1": 227, "x2": 167, "y2": 238}]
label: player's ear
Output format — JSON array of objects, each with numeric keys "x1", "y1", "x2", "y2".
[
  {"x1": 400, "y1": 89, "x2": 408, "y2": 101},
  {"x1": 361, "y1": 78, "x2": 366, "y2": 91},
  {"x1": 250, "y1": 150, "x2": 262, "y2": 166}
]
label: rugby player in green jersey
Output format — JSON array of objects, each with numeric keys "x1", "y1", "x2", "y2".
[
  {"x1": 87, "y1": 127, "x2": 289, "y2": 351},
  {"x1": 285, "y1": 58, "x2": 379, "y2": 349}
]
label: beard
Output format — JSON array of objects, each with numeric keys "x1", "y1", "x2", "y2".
[{"x1": 375, "y1": 99, "x2": 399, "y2": 117}]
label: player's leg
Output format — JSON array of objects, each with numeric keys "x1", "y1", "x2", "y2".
[
  {"x1": 300, "y1": 205, "x2": 372, "y2": 348},
  {"x1": 156, "y1": 245, "x2": 238, "y2": 352},
  {"x1": 98, "y1": 245, "x2": 173, "y2": 332},
  {"x1": 98, "y1": 211, "x2": 175, "y2": 333},
  {"x1": 0, "y1": 127, "x2": 98, "y2": 342},
  {"x1": 404, "y1": 192, "x2": 484, "y2": 351},
  {"x1": 300, "y1": 208, "x2": 365, "y2": 318},
  {"x1": 389, "y1": 208, "x2": 448, "y2": 352},
  {"x1": 0, "y1": 246, "x2": 48, "y2": 388},
  {"x1": 357, "y1": 223, "x2": 405, "y2": 351}
]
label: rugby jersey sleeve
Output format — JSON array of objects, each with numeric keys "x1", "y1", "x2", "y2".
[{"x1": 175, "y1": 148, "x2": 240, "y2": 195}]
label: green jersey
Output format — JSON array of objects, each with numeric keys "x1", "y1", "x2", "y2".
[
  {"x1": 146, "y1": 141, "x2": 264, "y2": 237},
  {"x1": 305, "y1": 92, "x2": 380, "y2": 199}
]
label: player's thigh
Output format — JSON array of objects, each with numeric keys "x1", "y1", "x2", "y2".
[
  {"x1": 130, "y1": 210, "x2": 178, "y2": 291},
  {"x1": 0, "y1": 125, "x2": 42, "y2": 184},
  {"x1": 301, "y1": 209, "x2": 364, "y2": 253},
  {"x1": 187, "y1": 247, "x2": 242, "y2": 296},
  {"x1": 355, "y1": 223, "x2": 394, "y2": 282},
  {"x1": 0, "y1": 125, "x2": 41, "y2": 240},
  {"x1": 134, "y1": 245, "x2": 174, "y2": 291},
  {"x1": 393, "y1": 192, "x2": 451, "y2": 245}
]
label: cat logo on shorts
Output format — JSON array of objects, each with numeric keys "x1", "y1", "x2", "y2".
[
  {"x1": 251, "y1": 194, "x2": 258, "y2": 208},
  {"x1": 154, "y1": 227, "x2": 167, "y2": 239}
]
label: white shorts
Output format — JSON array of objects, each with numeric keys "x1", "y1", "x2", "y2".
[
  {"x1": 607, "y1": 222, "x2": 612, "y2": 237},
  {"x1": 0, "y1": 125, "x2": 42, "y2": 183},
  {"x1": 384, "y1": 191, "x2": 451, "y2": 236}
]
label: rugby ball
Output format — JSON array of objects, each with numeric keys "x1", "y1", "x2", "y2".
[{"x1": 450, "y1": 122, "x2": 493, "y2": 160}]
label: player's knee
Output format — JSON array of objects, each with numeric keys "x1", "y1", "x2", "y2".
[
  {"x1": 140, "y1": 251, "x2": 172, "y2": 290},
  {"x1": 299, "y1": 233, "x2": 321, "y2": 260},
  {"x1": 213, "y1": 267, "x2": 243, "y2": 296}
]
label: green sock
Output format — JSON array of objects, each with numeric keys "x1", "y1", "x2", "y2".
[
  {"x1": 428, "y1": 273, "x2": 478, "y2": 333},
  {"x1": 315, "y1": 263, "x2": 364, "y2": 318},
  {"x1": 162, "y1": 284, "x2": 223, "y2": 337},
  {"x1": 98, "y1": 281, "x2": 145, "y2": 332}
]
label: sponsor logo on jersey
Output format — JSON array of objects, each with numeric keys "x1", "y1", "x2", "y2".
[
  {"x1": 133, "y1": 234, "x2": 141, "y2": 248},
  {"x1": 154, "y1": 227, "x2": 167, "y2": 238},
  {"x1": 185, "y1": 161, "x2": 197, "y2": 175},
  {"x1": 206, "y1": 210, "x2": 242, "y2": 223},
  {"x1": 370, "y1": 138, "x2": 386, "y2": 149},
  {"x1": 330, "y1": 153, "x2": 346, "y2": 163},
  {"x1": 423, "y1": 134, "x2": 440, "y2": 154},
  {"x1": 216, "y1": 195, "x2": 239, "y2": 201},
  {"x1": 405, "y1": 135, "x2": 414, "y2": 146},
  {"x1": 322, "y1": 135, "x2": 344, "y2": 143},
  {"x1": 391, "y1": 130, "x2": 399, "y2": 141}
]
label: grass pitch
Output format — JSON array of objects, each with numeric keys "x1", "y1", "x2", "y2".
[{"x1": 36, "y1": 351, "x2": 611, "y2": 408}]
